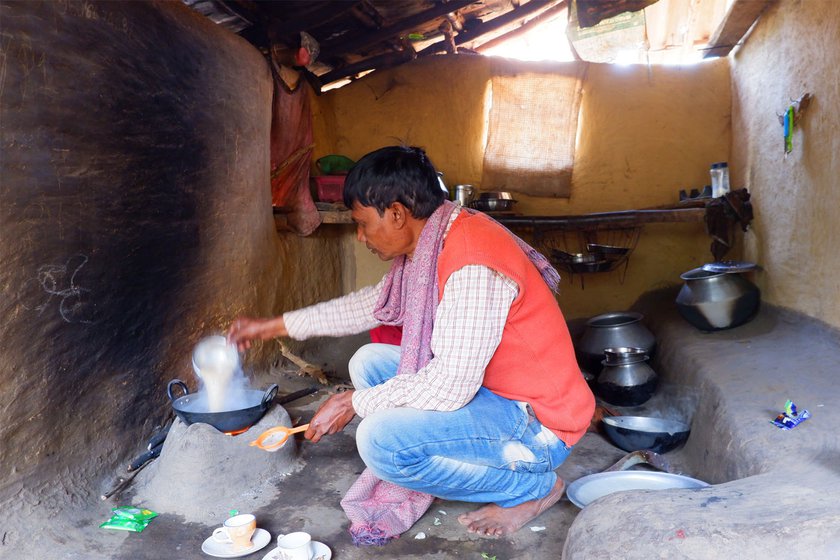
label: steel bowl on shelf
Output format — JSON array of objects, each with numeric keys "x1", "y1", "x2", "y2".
[
  {"x1": 601, "y1": 415, "x2": 690, "y2": 454},
  {"x1": 470, "y1": 198, "x2": 516, "y2": 212},
  {"x1": 549, "y1": 249, "x2": 613, "y2": 273},
  {"x1": 469, "y1": 191, "x2": 517, "y2": 212},
  {"x1": 551, "y1": 249, "x2": 602, "y2": 264},
  {"x1": 586, "y1": 243, "x2": 631, "y2": 258},
  {"x1": 569, "y1": 260, "x2": 612, "y2": 273},
  {"x1": 477, "y1": 191, "x2": 516, "y2": 200}
]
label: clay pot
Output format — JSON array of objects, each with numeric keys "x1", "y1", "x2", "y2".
[{"x1": 577, "y1": 312, "x2": 656, "y2": 374}]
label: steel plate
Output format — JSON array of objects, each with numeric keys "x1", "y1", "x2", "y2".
[{"x1": 567, "y1": 471, "x2": 709, "y2": 508}]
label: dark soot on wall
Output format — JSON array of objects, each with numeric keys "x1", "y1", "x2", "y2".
[{"x1": 1, "y1": 1, "x2": 244, "y2": 477}]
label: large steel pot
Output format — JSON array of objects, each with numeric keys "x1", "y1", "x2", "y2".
[
  {"x1": 596, "y1": 349, "x2": 657, "y2": 406},
  {"x1": 675, "y1": 268, "x2": 760, "y2": 331},
  {"x1": 167, "y1": 379, "x2": 278, "y2": 433},
  {"x1": 577, "y1": 312, "x2": 656, "y2": 374}
]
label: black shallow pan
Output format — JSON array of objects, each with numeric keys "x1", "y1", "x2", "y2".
[
  {"x1": 602, "y1": 416, "x2": 690, "y2": 454},
  {"x1": 167, "y1": 379, "x2": 278, "y2": 433}
]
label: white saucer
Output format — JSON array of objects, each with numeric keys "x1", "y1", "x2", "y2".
[
  {"x1": 202, "y1": 528, "x2": 271, "y2": 558},
  {"x1": 261, "y1": 541, "x2": 331, "y2": 560}
]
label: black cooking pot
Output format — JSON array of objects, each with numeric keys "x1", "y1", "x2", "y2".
[
  {"x1": 601, "y1": 416, "x2": 690, "y2": 454},
  {"x1": 167, "y1": 379, "x2": 278, "y2": 433}
]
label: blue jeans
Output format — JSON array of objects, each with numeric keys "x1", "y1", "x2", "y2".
[{"x1": 350, "y1": 343, "x2": 572, "y2": 507}]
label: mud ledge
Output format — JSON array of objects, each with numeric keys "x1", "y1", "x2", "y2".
[{"x1": 563, "y1": 288, "x2": 840, "y2": 559}]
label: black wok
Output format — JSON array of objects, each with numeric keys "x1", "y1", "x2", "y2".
[
  {"x1": 602, "y1": 415, "x2": 690, "y2": 454},
  {"x1": 167, "y1": 379, "x2": 278, "y2": 433}
]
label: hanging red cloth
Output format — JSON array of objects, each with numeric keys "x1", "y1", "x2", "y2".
[{"x1": 269, "y1": 68, "x2": 320, "y2": 236}]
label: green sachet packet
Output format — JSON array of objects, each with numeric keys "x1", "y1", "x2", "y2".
[
  {"x1": 99, "y1": 516, "x2": 150, "y2": 532},
  {"x1": 111, "y1": 506, "x2": 159, "y2": 522}
]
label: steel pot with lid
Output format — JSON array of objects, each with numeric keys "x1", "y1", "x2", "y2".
[
  {"x1": 577, "y1": 312, "x2": 656, "y2": 374},
  {"x1": 675, "y1": 264, "x2": 760, "y2": 331}
]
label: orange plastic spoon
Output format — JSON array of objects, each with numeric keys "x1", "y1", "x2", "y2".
[{"x1": 250, "y1": 424, "x2": 310, "y2": 452}]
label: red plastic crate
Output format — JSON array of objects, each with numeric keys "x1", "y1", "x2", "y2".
[{"x1": 313, "y1": 175, "x2": 345, "y2": 203}]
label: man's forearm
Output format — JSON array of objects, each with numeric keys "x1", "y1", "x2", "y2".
[{"x1": 284, "y1": 280, "x2": 384, "y2": 340}]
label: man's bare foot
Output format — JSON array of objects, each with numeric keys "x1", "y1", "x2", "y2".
[{"x1": 457, "y1": 477, "x2": 566, "y2": 537}]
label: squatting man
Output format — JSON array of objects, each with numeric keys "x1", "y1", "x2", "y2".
[{"x1": 228, "y1": 145, "x2": 594, "y2": 537}]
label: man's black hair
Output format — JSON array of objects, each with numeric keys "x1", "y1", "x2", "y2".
[{"x1": 343, "y1": 145, "x2": 446, "y2": 219}]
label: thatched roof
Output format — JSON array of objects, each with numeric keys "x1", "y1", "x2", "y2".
[{"x1": 184, "y1": 0, "x2": 773, "y2": 93}]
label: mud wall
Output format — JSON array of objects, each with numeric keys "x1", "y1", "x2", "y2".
[
  {"x1": 312, "y1": 56, "x2": 729, "y2": 319},
  {"x1": 0, "y1": 0, "x2": 341, "y2": 509},
  {"x1": 730, "y1": 0, "x2": 840, "y2": 329}
]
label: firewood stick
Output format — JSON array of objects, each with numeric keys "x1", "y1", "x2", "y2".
[
  {"x1": 278, "y1": 341, "x2": 329, "y2": 385},
  {"x1": 101, "y1": 459, "x2": 152, "y2": 500}
]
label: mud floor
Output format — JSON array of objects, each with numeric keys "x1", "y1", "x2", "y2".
[{"x1": 5, "y1": 364, "x2": 679, "y2": 560}]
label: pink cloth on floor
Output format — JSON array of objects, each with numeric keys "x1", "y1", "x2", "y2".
[{"x1": 340, "y1": 468, "x2": 435, "y2": 546}]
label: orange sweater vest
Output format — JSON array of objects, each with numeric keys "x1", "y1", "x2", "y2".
[{"x1": 437, "y1": 212, "x2": 594, "y2": 445}]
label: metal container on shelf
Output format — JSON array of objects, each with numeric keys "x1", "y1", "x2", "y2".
[{"x1": 454, "y1": 184, "x2": 475, "y2": 206}]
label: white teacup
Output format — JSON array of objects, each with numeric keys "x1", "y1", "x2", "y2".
[
  {"x1": 212, "y1": 513, "x2": 257, "y2": 550},
  {"x1": 276, "y1": 531, "x2": 313, "y2": 560}
]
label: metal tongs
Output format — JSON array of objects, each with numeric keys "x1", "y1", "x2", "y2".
[{"x1": 250, "y1": 424, "x2": 310, "y2": 452}]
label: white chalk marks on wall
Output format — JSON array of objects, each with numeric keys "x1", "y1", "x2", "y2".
[{"x1": 21, "y1": 254, "x2": 96, "y2": 324}]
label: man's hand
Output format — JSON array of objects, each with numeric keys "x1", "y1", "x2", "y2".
[
  {"x1": 305, "y1": 391, "x2": 356, "y2": 443},
  {"x1": 227, "y1": 317, "x2": 288, "y2": 351}
]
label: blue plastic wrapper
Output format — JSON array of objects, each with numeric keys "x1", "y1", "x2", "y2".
[{"x1": 770, "y1": 399, "x2": 810, "y2": 430}]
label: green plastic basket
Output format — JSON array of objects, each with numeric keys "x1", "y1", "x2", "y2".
[{"x1": 316, "y1": 155, "x2": 355, "y2": 175}]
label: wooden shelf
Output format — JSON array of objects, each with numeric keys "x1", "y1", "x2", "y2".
[
  {"x1": 495, "y1": 207, "x2": 706, "y2": 231},
  {"x1": 272, "y1": 205, "x2": 353, "y2": 231},
  {"x1": 275, "y1": 206, "x2": 707, "y2": 230},
  {"x1": 318, "y1": 209, "x2": 354, "y2": 224}
]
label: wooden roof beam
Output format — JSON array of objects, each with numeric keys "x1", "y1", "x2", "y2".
[
  {"x1": 264, "y1": 1, "x2": 358, "y2": 38},
  {"x1": 704, "y1": 0, "x2": 774, "y2": 58},
  {"x1": 418, "y1": 0, "x2": 562, "y2": 56},
  {"x1": 315, "y1": 1, "x2": 564, "y2": 91},
  {"x1": 321, "y1": 0, "x2": 478, "y2": 55},
  {"x1": 313, "y1": 49, "x2": 417, "y2": 91}
]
